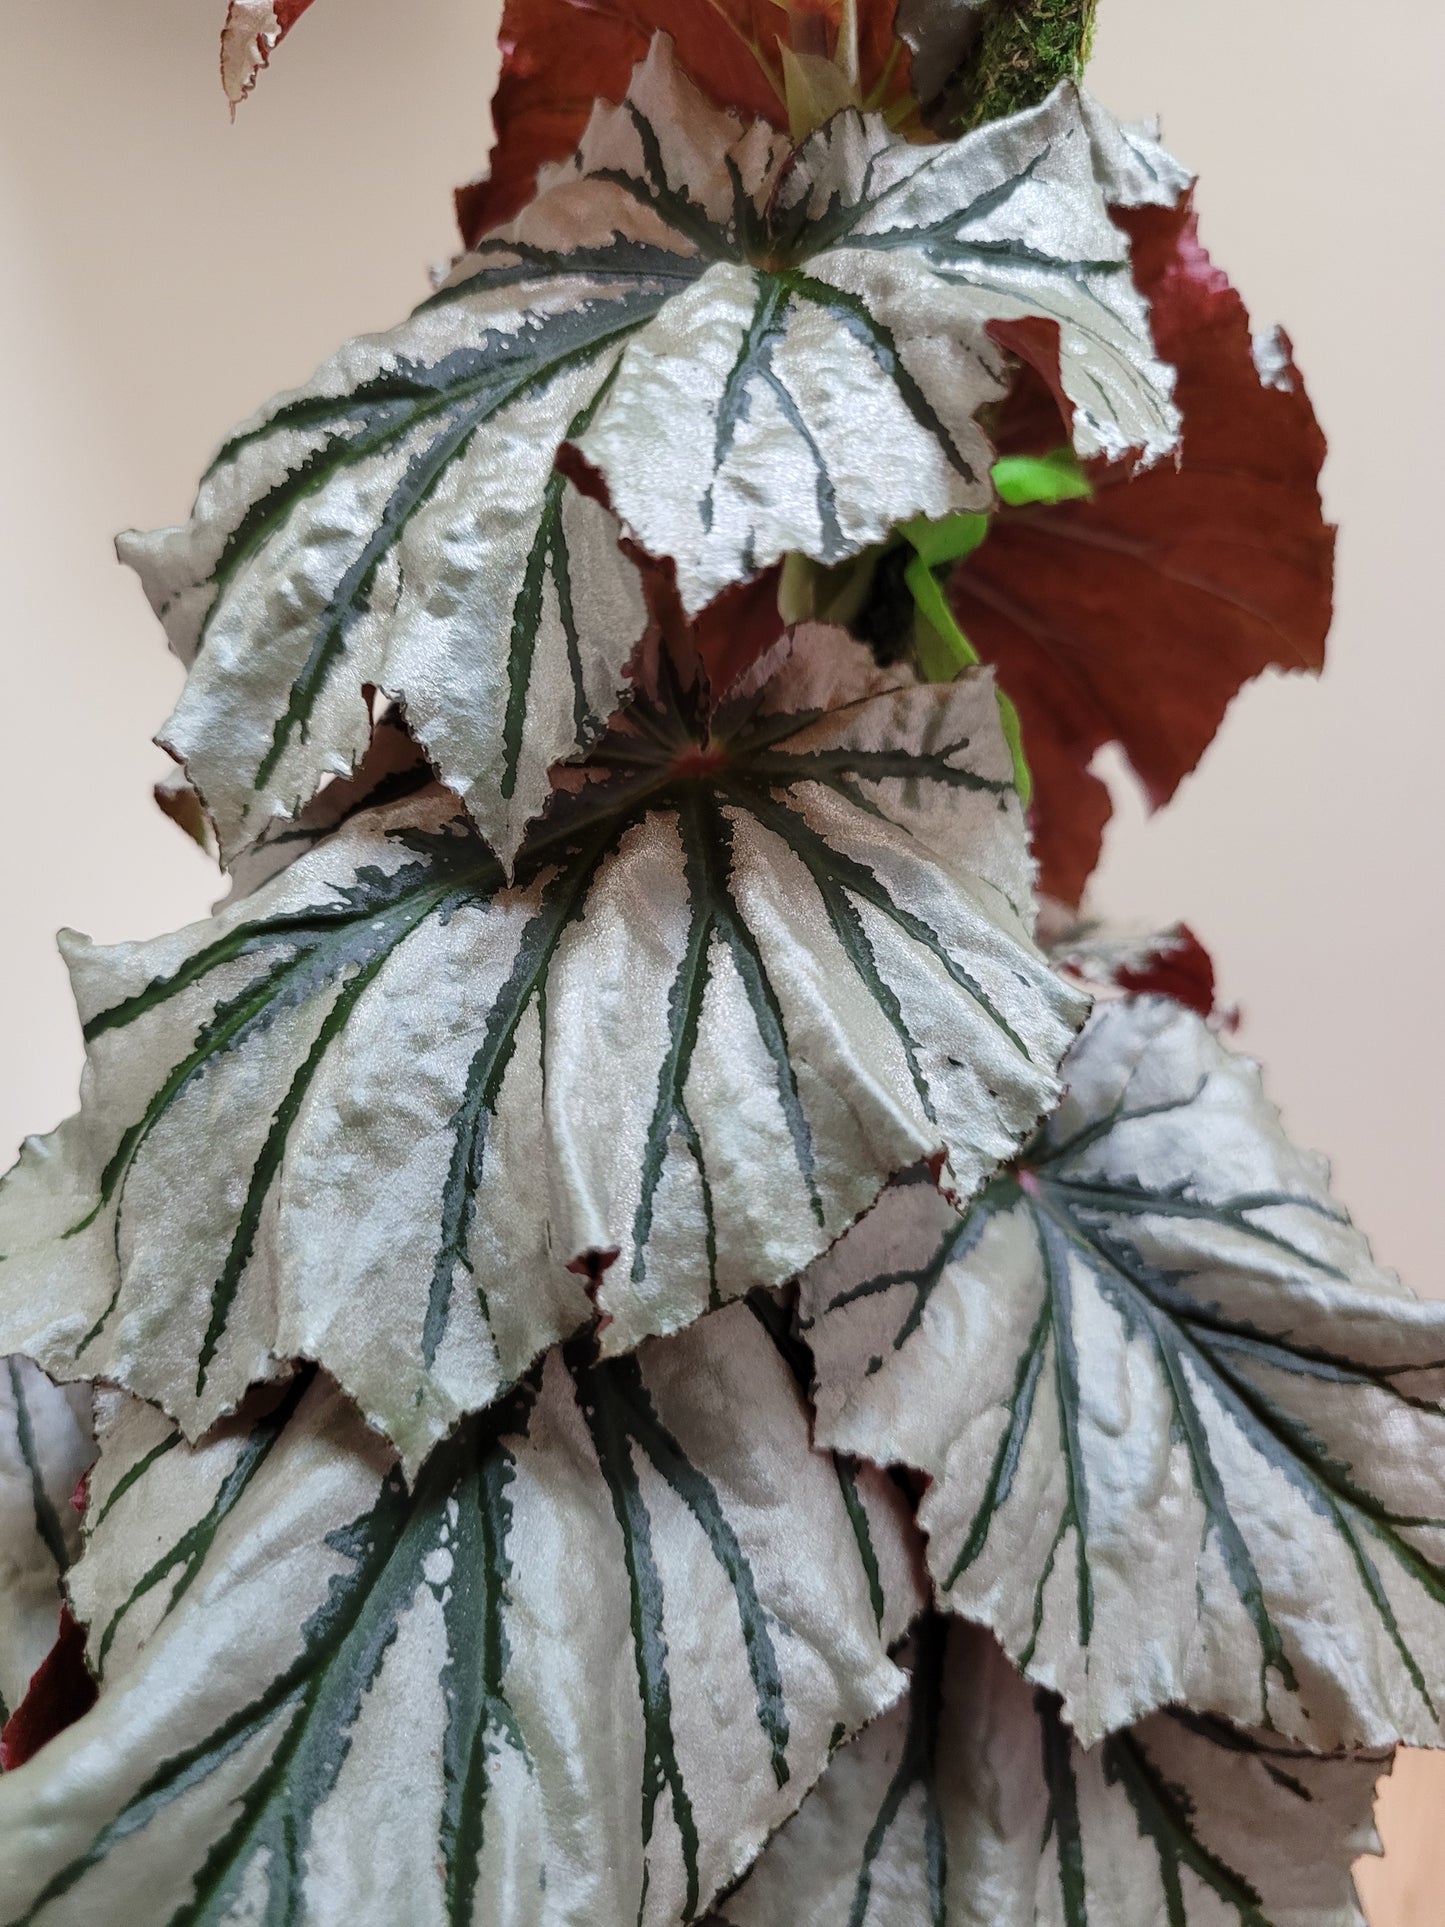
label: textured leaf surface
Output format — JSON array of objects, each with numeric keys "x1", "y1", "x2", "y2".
[
  {"x1": 0, "y1": 1362, "x2": 91, "y2": 1727},
  {"x1": 127, "y1": 38, "x2": 1179, "y2": 870},
  {"x1": 802, "y1": 995, "x2": 1445, "y2": 1748},
  {"x1": 710, "y1": 1618, "x2": 1388, "y2": 1926},
  {"x1": 220, "y1": 0, "x2": 317, "y2": 106},
  {"x1": 457, "y1": 0, "x2": 916, "y2": 245},
  {"x1": 952, "y1": 192, "x2": 1334, "y2": 903},
  {"x1": 0, "y1": 1305, "x2": 920, "y2": 1925},
  {"x1": 574, "y1": 63, "x2": 1182, "y2": 602},
  {"x1": 0, "y1": 635, "x2": 1082, "y2": 1470}
]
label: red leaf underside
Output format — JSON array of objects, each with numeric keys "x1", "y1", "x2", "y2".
[
  {"x1": 955, "y1": 195, "x2": 1334, "y2": 904},
  {"x1": 1111, "y1": 923, "x2": 1219, "y2": 1022},
  {"x1": 0, "y1": 1610, "x2": 97, "y2": 1774}
]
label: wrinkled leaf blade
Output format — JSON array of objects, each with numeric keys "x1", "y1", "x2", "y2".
[
  {"x1": 0, "y1": 638, "x2": 1083, "y2": 1470},
  {"x1": 0, "y1": 1306, "x2": 916, "y2": 1924},
  {"x1": 802, "y1": 995, "x2": 1445, "y2": 1748},
  {"x1": 580, "y1": 72, "x2": 1181, "y2": 616},
  {"x1": 710, "y1": 1619, "x2": 1389, "y2": 1925},
  {"x1": 131, "y1": 40, "x2": 1179, "y2": 868}
]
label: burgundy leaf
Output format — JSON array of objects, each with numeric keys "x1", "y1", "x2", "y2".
[
  {"x1": 0, "y1": 1611, "x2": 96, "y2": 1775},
  {"x1": 1110, "y1": 922, "x2": 1220, "y2": 1022},
  {"x1": 953, "y1": 194, "x2": 1334, "y2": 903}
]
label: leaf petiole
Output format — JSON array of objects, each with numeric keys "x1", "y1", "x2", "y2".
[{"x1": 901, "y1": 527, "x2": 1034, "y2": 804}]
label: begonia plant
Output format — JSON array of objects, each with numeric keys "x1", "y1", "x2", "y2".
[{"x1": 0, "y1": 3, "x2": 1431, "y2": 1922}]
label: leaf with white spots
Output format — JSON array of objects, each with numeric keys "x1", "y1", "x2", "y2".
[
  {"x1": 710, "y1": 1618, "x2": 1390, "y2": 1926},
  {"x1": 0, "y1": 1306, "x2": 918, "y2": 1925},
  {"x1": 126, "y1": 35, "x2": 1179, "y2": 870},
  {"x1": 0, "y1": 635, "x2": 1083, "y2": 1471},
  {"x1": 801, "y1": 995, "x2": 1445, "y2": 1748}
]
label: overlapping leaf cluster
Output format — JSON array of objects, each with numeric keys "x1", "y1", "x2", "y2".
[{"x1": 0, "y1": 3, "x2": 1428, "y2": 1924}]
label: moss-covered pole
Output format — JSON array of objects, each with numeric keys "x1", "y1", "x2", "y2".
[{"x1": 942, "y1": 0, "x2": 1099, "y2": 133}]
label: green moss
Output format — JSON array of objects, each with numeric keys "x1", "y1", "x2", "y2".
[{"x1": 944, "y1": 0, "x2": 1098, "y2": 134}]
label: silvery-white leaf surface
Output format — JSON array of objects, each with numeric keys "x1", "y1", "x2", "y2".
[
  {"x1": 801, "y1": 995, "x2": 1445, "y2": 1748},
  {"x1": 709, "y1": 1618, "x2": 1388, "y2": 1926},
  {"x1": 125, "y1": 34, "x2": 1180, "y2": 870},
  {"x1": 581, "y1": 59, "x2": 1182, "y2": 590},
  {"x1": 1076, "y1": 92, "x2": 1194, "y2": 210},
  {"x1": 0, "y1": 1304, "x2": 921, "y2": 1924},
  {"x1": 0, "y1": 1360, "x2": 92, "y2": 1724},
  {"x1": 0, "y1": 635, "x2": 1084, "y2": 1471}
]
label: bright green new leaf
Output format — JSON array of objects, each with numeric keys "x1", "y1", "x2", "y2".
[
  {"x1": 802, "y1": 994, "x2": 1445, "y2": 1749},
  {"x1": 708, "y1": 1618, "x2": 1390, "y2": 1926},
  {"x1": 900, "y1": 514, "x2": 991, "y2": 572},
  {"x1": 0, "y1": 1304, "x2": 922, "y2": 1924},
  {"x1": 991, "y1": 445, "x2": 1093, "y2": 506},
  {"x1": 0, "y1": 635, "x2": 1083, "y2": 1470},
  {"x1": 124, "y1": 35, "x2": 1181, "y2": 870}
]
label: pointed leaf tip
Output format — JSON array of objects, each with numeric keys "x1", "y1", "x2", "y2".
[{"x1": 220, "y1": 0, "x2": 318, "y2": 107}]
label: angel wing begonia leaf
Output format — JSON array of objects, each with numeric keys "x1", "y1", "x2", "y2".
[
  {"x1": 0, "y1": 1305, "x2": 922, "y2": 1924},
  {"x1": 125, "y1": 37, "x2": 1180, "y2": 873},
  {"x1": 801, "y1": 994, "x2": 1445, "y2": 1749},
  {"x1": 220, "y1": 0, "x2": 317, "y2": 107},
  {"x1": 0, "y1": 634, "x2": 1083, "y2": 1472},
  {"x1": 455, "y1": 0, "x2": 915, "y2": 247},
  {"x1": 708, "y1": 1618, "x2": 1389, "y2": 1926},
  {"x1": 951, "y1": 191, "x2": 1334, "y2": 904},
  {"x1": 0, "y1": 1361, "x2": 91, "y2": 1730}
]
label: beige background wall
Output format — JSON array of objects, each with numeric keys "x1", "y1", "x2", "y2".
[{"x1": 1, "y1": 2, "x2": 1439, "y2": 1915}]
